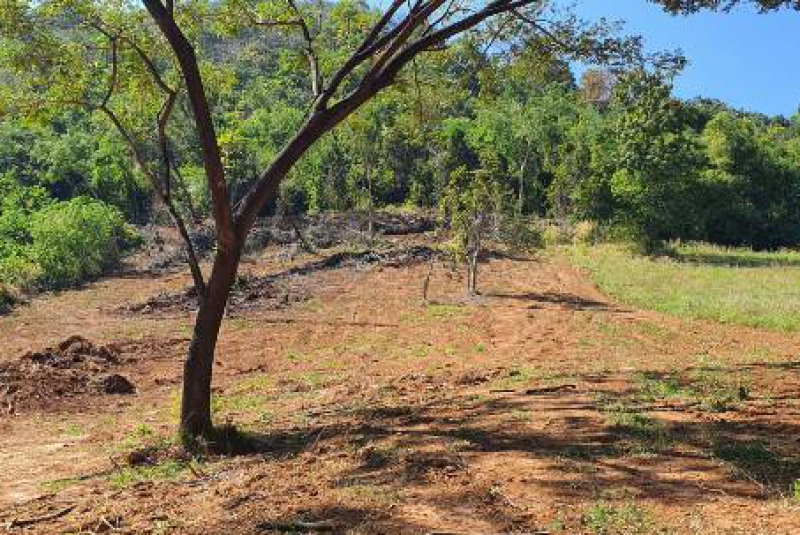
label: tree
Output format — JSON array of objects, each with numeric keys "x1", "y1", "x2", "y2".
[
  {"x1": 653, "y1": 0, "x2": 800, "y2": 12},
  {"x1": 440, "y1": 161, "x2": 508, "y2": 295},
  {"x1": 0, "y1": 0, "x2": 664, "y2": 440},
  {"x1": 607, "y1": 71, "x2": 704, "y2": 247}
]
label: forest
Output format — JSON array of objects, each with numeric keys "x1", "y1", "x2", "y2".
[{"x1": 2, "y1": 1, "x2": 800, "y2": 534}]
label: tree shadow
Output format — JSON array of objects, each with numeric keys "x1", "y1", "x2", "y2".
[
  {"x1": 487, "y1": 291, "x2": 620, "y2": 312},
  {"x1": 666, "y1": 250, "x2": 800, "y2": 269}
]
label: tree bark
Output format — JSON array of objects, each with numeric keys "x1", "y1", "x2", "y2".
[{"x1": 180, "y1": 243, "x2": 242, "y2": 438}]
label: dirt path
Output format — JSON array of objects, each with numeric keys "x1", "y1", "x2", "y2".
[{"x1": 1, "y1": 248, "x2": 799, "y2": 534}]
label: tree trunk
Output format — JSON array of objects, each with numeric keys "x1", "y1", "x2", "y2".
[
  {"x1": 366, "y1": 160, "x2": 374, "y2": 246},
  {"x1": 469, "y1": 250, "x2": 479, "y2": 295},
  {"x1": 180, "y1": 244, "x2": 242, "y2": 439}
]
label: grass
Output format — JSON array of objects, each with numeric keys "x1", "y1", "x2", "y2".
[
  {"x1": 569, "y1": 243, "x2": 800, "y2": 332},
  {"x1": 583, "y1": 501, "x2": 657, "y2": 534},
  {"x1": 41, "y1": 476, "x2": 82, "y2": 493},
  {"x1": 605, "y1": 404, "x2": 672, "y2": 454},
  {"x1": 634, "y1": 373, "x2": 689, "y2": 401},
  {"x1": 634, "y1": 369, "x2": 749, "y2": 412},
  {"x1": 109, "y1": 459, "x2": 193, "y2": 490}
]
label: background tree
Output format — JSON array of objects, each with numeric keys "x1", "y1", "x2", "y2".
[{"x1": 440, "y1": 160, "x2": 508, "y2": 295}]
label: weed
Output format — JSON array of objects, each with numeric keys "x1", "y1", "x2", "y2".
[
  {"x1": 560, "y1": 444, "x2": 623, "y2": 460},
  {"x1": 285, "y1": 349, "x2": 308, "y2": 362},
  {"x1": 510, "y1": 410, "x2": 531, "y2": 422},
  {"x1": 228, "y1": 373, "x2": 273, "y2": 394},
  {"x1": 258, "y1": 409, "x2": 276, "y2": 424},
  {"x1": 59, "y1": 422, "x2": 86, "y2": 437},
  {"x1": 710, "y1": 438, "x2": 800, "y2": 491},
  {"x1": 634, "y1": 373, "x2": 689, "y2": 401},
  {"x1": 181, "y1": 424, "x2": 264, "y2": 455},
  {"x1": 360, "y1": 444, "x2": 402, "y2": 468},
  {"x1": 448, "y1": 438, "x2": 474, "y2": 452},
  {"x1": 211, "y1": 392, "x2": 268, "y2": 418},
  {"x1": 583, "y1": 501, "x2": 655, "y2": 534},
  {"x1": 713, "y1": 440, "x2": 777, "y2": 465},
  {"x1": 689, "y1": 369, "x2": 750, "y2": 412},
  {"x1": 109, "y1": 459, "x2": 191, "y2": 489},
  {"x1": 114, "y1": 423, "x2": 171, "y2": 455},
  {"x1": 425, "y1": 303, "x2": 465, "y2": 320},
  {"x1": 408, "y1": 344, "x2": 431, "y2": 358},
  {"x1": 297, "y1": 371, "x2": 331, "y2": 388},
  {"x1": 41, "y1": 477, "x2": 82, "y2": 493},
  {"x1": 488, "y1": 365, "x2": 538, "y2": 390},
  {"x1": 337, "y1": 483, "x2": 399, "y2": 508},
  {"x1": 606, "y1": 404, "x2": 672, "y2": 454}
]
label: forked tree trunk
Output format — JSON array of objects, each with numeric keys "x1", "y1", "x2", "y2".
[{"x1": 180, "y1": 243, "x2": 242, "y2": 438}]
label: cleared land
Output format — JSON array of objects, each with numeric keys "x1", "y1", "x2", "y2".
[{"x1": 1, "y1": 238, "x2": 800, "y2": 534}]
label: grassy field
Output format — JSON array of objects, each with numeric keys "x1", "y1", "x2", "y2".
[{"x1": 569, "y1": 242, "x2": 800, "y2": 332}]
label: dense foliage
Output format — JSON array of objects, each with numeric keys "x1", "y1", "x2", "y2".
[{"x1": 0, "y1": 190, "x2": 137, "y2": 292}]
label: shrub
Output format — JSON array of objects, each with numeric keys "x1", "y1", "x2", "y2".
[
  {"x1": 0, "y1": 251, "x2": 40, "y2": 291},
  {"x1": 28, "y1": 197, "x2": 138, "y2": 289},
  {"x1": 541, "y1": 223, "x2": 572, "y2": 246},
  {"x1": 500, "y1": 216, "x2": 543, "y2": 252},
  {"x1": 0, "y1": 283, "x2": 14, "y2": 313},
  {"x1": 573, "y1": 220, "x2": 601, "y2": 245}
]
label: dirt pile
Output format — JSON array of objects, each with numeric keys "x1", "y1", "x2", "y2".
[
  {"x1": 0, "y1": 336, "x2": 135, "y2": 414},
  {"x1": 126, "y1": 246, "x2": 442, "y2": 315}
]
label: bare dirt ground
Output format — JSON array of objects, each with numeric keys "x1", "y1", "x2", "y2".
[{"x1": 1, "y1": 237, "x2": 799, "y2": 534}]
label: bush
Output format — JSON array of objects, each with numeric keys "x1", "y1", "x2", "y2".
[
  {"x1": 0, "y1": 283, "x2": 15, "y2": 313},
  {"x1": 500, "y1": 216, "x2": 543, "y2": 252},
  {"x1": 28, "y1": 198, "x2": 138, "y2": 289},
  {"x1": 0, "y1": 251, "x2": 40, "y2": 290},
  {"x1": 541, "y1": 223, "x2": 572, "y2": 246},
  {"x1": 573, "y1": 220, "x2": 601, "y2": 245}
]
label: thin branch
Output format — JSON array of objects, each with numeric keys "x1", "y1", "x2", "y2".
[
  {"x1": 286, "y1": 0, "x2": 322, "y2": 97},
  {"x1": 510, "y1": 9, "x2": 570, "y2": 51},
  {"x1": 100, "y1": 36, "x2": 119, "y2": 108},
  {"x1": 157, "y1": 88, "x2": 207, "y2": 295},
  {"x1": 143, "y1": 0, "x2": 235, "y2": 249},
  {"x1": 314, "y1": 0, "x2": 407, "y2": 112},
  {"x1": 372, "y1": 0, "x2": 538, "y2": 85}
]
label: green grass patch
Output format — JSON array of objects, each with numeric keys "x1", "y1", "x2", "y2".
[
  {"x1": 605, "y1": 404, "x2": 672, "y2": 454},
  {"x1": 41, "y1": 476, "x2": 82, "y2": 493},
  {"x1": 570, "y1": 243, "x2": 800, "y2": 332},
  {"x1": 211, "y1": 392, "x2": 269, "y2": 418},
  {"x1": 689, "y1": 368, "x2": 750, "y2": 412},
  {"x1": 425, "y1": 303, "x2": 466, "y2": 320},
  {"x1": 634, "y1": 373, "x2": 690, "y2": 401},
  {"x1": 109, "y1": 459, "x2": 193, "y2": 490},
  {"x1": 583, "y1": 501, "x2": 657, "y2": 534},
  {"x1": 632, "y1": 367, "x2": 750, "y2": 412}
]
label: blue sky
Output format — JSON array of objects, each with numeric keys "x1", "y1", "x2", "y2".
[{"x1": 574, "y1": 0, "x2": 800, "y2": 117}]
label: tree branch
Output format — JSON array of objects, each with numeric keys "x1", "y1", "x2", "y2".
[{"x1": 142, "y1": 0, "x2": 236, "y2": 250}]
